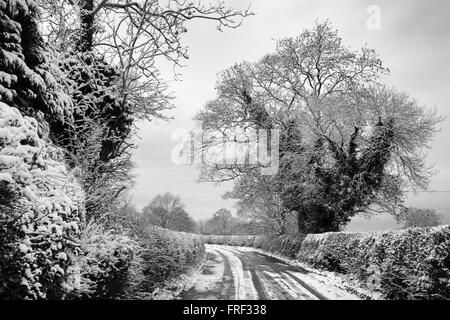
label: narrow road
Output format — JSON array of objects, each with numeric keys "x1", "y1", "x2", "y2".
[{"x1": 183, "y1": 245, "x2": 360, "y2": 300}]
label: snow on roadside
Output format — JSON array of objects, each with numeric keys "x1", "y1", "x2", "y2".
[
  {"x1": 184, "y1": 247, "x2": 225, "y2": 298},
  {"x1": 286, "y1": 271, "x2": 359, "y2": 300},
  {"x1": 262, "y1": 270, "x2": 318, "y2": 300},
  {"x1": 151, "y1": 252, "x2": 209, "y2": 300}
]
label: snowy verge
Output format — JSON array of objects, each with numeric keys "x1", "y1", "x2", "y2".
[{"x1": 150, "y1": 251, "x2": 208, "y2": 300}]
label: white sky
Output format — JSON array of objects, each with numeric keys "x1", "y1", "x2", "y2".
[{"x1": 131, "y1": 0, "x2": 450, "y2": 231}]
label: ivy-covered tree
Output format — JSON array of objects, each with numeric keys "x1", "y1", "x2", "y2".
[
  {"x1": 49, "y1": 51, "x2": 135, "y2": 219},
  {"x1": 281, "y1": 118, "x2": 400, "y2": 233},
  {"x1": 0, "y1": 0, "x2": 73, "y2": 136},
  {"x1": 196, "y1": 22, "x2": 441, "y2": 233}
]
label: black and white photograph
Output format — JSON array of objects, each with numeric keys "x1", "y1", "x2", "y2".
[{"x1": 0, "y1": 0, "x2": 449, "y2": 309}]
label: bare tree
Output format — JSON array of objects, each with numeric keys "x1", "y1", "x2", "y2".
[
  {"x1": 202, "y1": 208, "x2": 233, "y2": 235},
  {"x1": 143, "y1": 192, "x2": 195, "y2": 231},
  {"x1": 217, "y1": 208, "x2": 233, "y2": 235},
  {"x1": 398, "y1": 207, "x2": 442, "y2": 228},
  {"x1": 229, "y1": 175, "x2": 297, "y2": 235},
  {"x1": 39, "y1": 0, "x2": 253, "y2": 120}
]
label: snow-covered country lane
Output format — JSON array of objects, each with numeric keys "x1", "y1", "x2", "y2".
[{"x1": 183, "y1": 245, "x2": 360, "y2": 300}]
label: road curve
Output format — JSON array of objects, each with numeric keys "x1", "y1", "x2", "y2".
[{"x1": 182, "y1": 245, "x2": 360, "y2": 300}]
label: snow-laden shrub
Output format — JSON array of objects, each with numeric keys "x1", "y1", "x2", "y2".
[
  {"x1": 0, "y1": 102, "x2": 84, "y2": 299},
  {"x1": 296, "y1": 226, "x2": 450, "y2": 299},
  {"x1": 296, "y1": 232, "x2": 359, "y2": 272},
  {"x1": 257, "y1": 234, "x2": 306, "y2": 258},
  {"x1": 127, "y1": 226, "x2": 205, "y2": 298},
  {"x1": 67, "y1": 220, "x2": 139, "y2": 299}
]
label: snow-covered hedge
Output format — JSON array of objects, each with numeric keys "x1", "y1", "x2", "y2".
[
  {"x1": 0, "y1": 102, "x2": 84, "y2": 299},
  {"x1": 257, "y1": 234, "x2": 306, "y2": 258},
  {"x1": 202, "y1": 235, "x2": 259, "y2": 247},
  {"x1": 297, "y1": 226, "x2": 450, "y2": 299},
  {"x1": 127, "y1": 226, "x2": 205, "y2": 298},
  {"x1": 68, "y1": 221, "x2": 139, "y2": 299}
]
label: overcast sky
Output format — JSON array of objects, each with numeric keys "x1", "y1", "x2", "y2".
[{"x1": 131, "y1": 0, "x2": 450, "y2": 231}]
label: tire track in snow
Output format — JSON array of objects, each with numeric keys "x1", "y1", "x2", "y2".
[
  {"x1": 254, "y1": 270, "x2": 287, "y2": 300},
  {"x1": 218, "y1": 246, "x2": 301, "y2": 300},
  {"x1": 258, "y1": 270, "x2": 297, "y2": 300},
  {"x1": 212, "y1": 249, "x2": 235, "y2": 299},
  {"x1": 217, "y1": 246, "x2": 317, "y2": 300},
  {"x1": 183, "y1": 245, "x2": 360, "y2": 300},
  {"x1": 213, "y1": 246, "x2": 259, "y2": 300},
  {"x1": 220, "y1": 246, "x2": 311, "y2": 300}
]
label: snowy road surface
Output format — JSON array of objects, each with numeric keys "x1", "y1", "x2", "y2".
[{"x1": 183, "y1": 244, "x2": 360, "y2": 300}]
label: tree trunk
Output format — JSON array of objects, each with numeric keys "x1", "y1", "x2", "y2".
[
  {"x1": 297, "y1": 205, "x2": 341, "y2": 234},
  {"x1": 78, "y1": 0, "x2": 95, "y2": 52},
  {"x1": 278, "y1": 214, "x2": 287, "y2": 234},
  {"x1": 297, "y1": 209, "x2": 306, "y2": 233}
]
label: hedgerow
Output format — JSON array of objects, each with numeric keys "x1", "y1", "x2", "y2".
[
  {"x1": 0, "y1": 102, "x2": 140, "y2": 300},
  {"x1": 67, "y1": 221, "x2": 138, "y2": 299},
  {"x1": 297, "y1": 226, "x2": 450, "y2": 299},
  {"x1": 125, "y1": 225, "x2": 205, "y2": 299},
  {"x1": 258, "y1": 234, "x2": 306, "y2": 258},
  {"x1": 202, "y1": 235, "x2": 259, "y2": 247}
]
